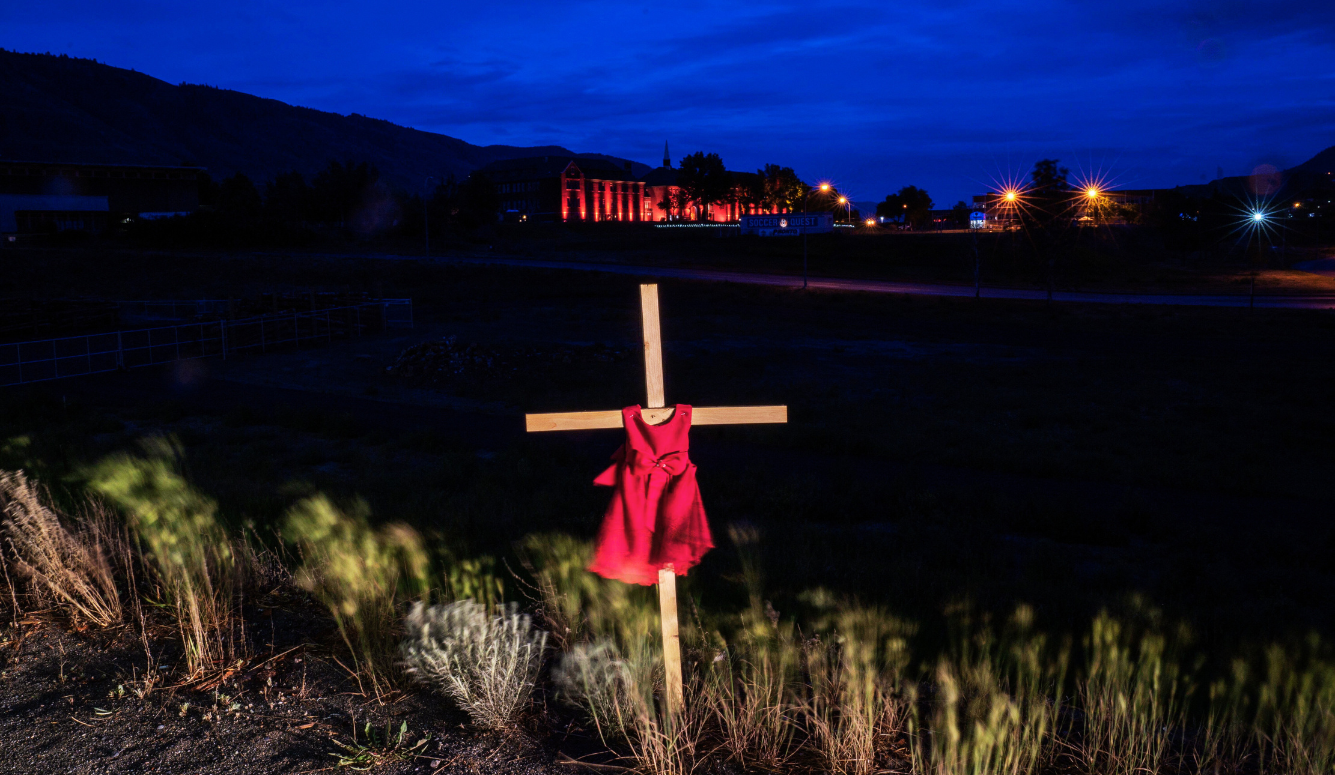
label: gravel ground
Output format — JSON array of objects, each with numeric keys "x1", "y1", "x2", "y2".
[{"x1": 0, "y1": 594, "x2": 568, "y2": 775}]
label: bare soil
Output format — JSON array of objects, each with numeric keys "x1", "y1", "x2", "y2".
[{"x1": 0, "y1": 596, "x2": 567, "y2": 775}]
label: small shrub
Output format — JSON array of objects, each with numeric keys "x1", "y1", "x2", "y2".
[
  {"x1": 401, "y1": 600, "x2": 548, "y2": 731},
  {"x1": 88, "y1": 441, "x2": 237, "y2": 674},
  {"x1": 331, "y1": 720, "x2": 430, "y2": 769},
  {"x1": 285, "y1": 494, "x2": 428, "y2": 695},
  {"x1": 554, "y1": 640, "x2": 641, "y2": 742},
  {"x1": 0, "y1": 470, "x2": 121, "y2": 628}
]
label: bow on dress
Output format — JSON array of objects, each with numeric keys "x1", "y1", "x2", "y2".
[
  {"x1": 596, "y1": 446, "x2": 690, "y2": 527},
  {"x1": 588, "y1": 405, "x2": 712, "y2": 585}
]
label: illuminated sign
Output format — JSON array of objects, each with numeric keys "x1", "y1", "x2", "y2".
[{"x1": 740, "y1": 212, "x2": 834, "y2": 235}]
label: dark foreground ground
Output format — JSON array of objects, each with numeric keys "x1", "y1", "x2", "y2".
[
  {"x1": 0, "y1": 599, "x2": 569, "y2": 775},
  {"x1": 2, "y1": 247, "x2": 1334, "y2": 771}
]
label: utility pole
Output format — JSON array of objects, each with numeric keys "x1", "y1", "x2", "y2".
[
  {"x1": 973, "y1": 226, "x2": 981, "y2": 299},
  {"x1": 803, "y1": 199, "x2": 809, "y2": 290}
]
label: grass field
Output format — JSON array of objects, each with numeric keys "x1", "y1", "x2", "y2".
[{"x1": 1, "y1": 246, "x2": 1332, "y2": 773}]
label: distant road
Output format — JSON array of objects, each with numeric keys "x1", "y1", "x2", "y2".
[{"x1": 315, "y1": 251, "x2": 1335, "y2": 310}]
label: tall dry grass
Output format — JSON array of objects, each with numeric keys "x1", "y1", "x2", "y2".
[
  {"x1": 1251, "y1": 636, "x2": 1335, "y2": 775},
  {"x1": 88, "y1": 440, "x2": 239, "y2": 675},
  {"x1": 555, "y1": 638, "x2": 708, "y2": 775},
  {"x1": 804, "y1": 599, "x2": 916, "y2": 775},
  {"x1": 0, "y1": 470, "x2": 122, "y2": 628},
  {"x1": 1078, "y1": 610, "x2": 1194, "y2": 775},
  {"x1": 518, "y1": 533, "x2": 661, "y2": 652},
  {"x1": 910, "y1": 606, "x2": 1067, "y2": 775},
  {"x1": 284, "y1": 494, "x2": 428, "y2": 696},
  {"x1": 703, "y1": 524, "x2": 802, "y2": 769}
]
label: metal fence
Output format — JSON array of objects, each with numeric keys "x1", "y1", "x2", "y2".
[{"x1": 0, "y1": 299, "x2": 412, "y2": 387}]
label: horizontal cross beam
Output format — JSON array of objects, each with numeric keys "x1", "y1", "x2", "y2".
[{"x1": 525, "y1": 405, "x2": 787, "y2": 433}]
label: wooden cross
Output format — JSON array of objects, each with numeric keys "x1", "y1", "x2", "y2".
[{"x1": 525, "y1": 283, "x2": 786, "y2": 714}]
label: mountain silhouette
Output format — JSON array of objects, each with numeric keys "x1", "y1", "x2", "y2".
[{"x1": 0, "y1": 50, "x2": 651, "y2": 190}]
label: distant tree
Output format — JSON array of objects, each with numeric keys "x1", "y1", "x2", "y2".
[
  {"x1": 1030, "y1": 159, "x2": 1069, "y2": 194},
  {"x1": 216, "y1": 173, "x2": 261, "y2": 217},
  {"x1": 761, "y1": 164, "x2": 808, "y2": 212},
  {"x1": 658, "y1": 185, "x2": 699, "y2": 220},
  {"x1": 676, "y1": 152, "x2": 731, "y2": 220},
  {"x1": 264, "y1": 171, "x2": 311, "y2": 224},
  {"x1": 1148, "y1": 189, "x2": 1206, "y2": 262},
  {"x1": 1025, "y1": 159, "x2": 1071, "y2": 230},
  {"x1": 877, "y1": 186, "x2": 932, "y2": 228},
  {"x1": 430, "y1": 174, "x2": 458, "y2": 225},
  {"x1": 876, "y1": 193, "x2": 904, "y2": 220},
  {"x1": 311, "y1": 160, "x2": 379, "y2": 227},
  {"x1": 1023, "y1": 159, "x2": 1073, "y2": 295},
  {"x1": 456, "y1": 172, "x2": 501, "y2": 228},
  {"x1": 737, "y1": 173, "x2": 769, "y2": 214},
  {"x1": 197, "y1": 171, "x2": 219, "y2": 208},
  {"x1": 951, "y1": 201, "x2": 970, "y2": 229}
]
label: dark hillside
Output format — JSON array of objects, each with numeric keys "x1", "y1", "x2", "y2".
[
  {"x1": 1173, "y1": 143, "x2": 1335, "y2": 199},
  {"x1": 0, "y1": 50, "x2": 650, "y2": 190},
  {"x1": 1292, "y1": 144, "x2": 1335, "y2": 174}
]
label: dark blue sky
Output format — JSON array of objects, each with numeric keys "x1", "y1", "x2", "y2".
[{"x1": 4, "y1": 1, "x2": 1333, "y2": 204}]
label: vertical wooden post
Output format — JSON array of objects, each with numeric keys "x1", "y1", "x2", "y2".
[
  {"x1": 657, "y1": 567, "x2": 684, "y2": 716},
  {"x1": 641, "y1": 284, "x2": 682, "y2": 716},
  {"x1": 640, "y1": 284, "x2": 665, "y2": 409}
]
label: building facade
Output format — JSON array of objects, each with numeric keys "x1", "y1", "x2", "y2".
[
  {"x1": 479, "y1": 156, "x2": 649, "y2": 223},
  {"x1": 477, "y1": 147, "x2": 780, "y2": 224}
]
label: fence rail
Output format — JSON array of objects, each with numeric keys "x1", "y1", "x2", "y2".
[{"x1": 0, "y1": 300, "x2": 412, "y2": 387}]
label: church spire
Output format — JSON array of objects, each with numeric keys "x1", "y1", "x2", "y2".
[{"x1": 663, "y1": 141, "x2": 671, "y2": 169}]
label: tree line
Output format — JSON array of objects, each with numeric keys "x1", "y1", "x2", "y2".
[
  {"x1": 662, "y1": 152, "x2": 860, "y2": 221},
  {"x1": 197, "y1": 158, "x2": 504, "y2": 236}
]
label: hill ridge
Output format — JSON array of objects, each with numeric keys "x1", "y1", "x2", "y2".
[{"x1": 0, "y1": 49, "x2": 651, "y2": 190}]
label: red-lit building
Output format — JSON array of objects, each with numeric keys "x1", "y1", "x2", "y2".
[
  {"x1": 640, "y1": 167, "x2": 770, "y2": 222},
  {"x1": 477, "y1": 145, "x2": 781, "y2": 224},
  {"x1": 478, "y1": 156, "x2": 649, "y2": 222}
]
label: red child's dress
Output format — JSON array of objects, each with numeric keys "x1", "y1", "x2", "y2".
[{"x1": 588, "y1": 405, "x2": 713, "y2": 585}]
